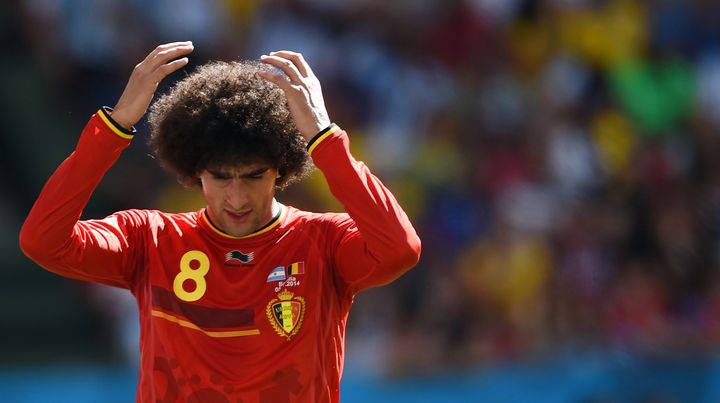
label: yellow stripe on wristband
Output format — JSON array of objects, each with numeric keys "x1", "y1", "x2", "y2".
[
  {"x1": 307, "y1": 124, "x2": 339, "y2": 155},
  {"x1": 98, "y1": 108, "x2": 135, "y2": 140}
]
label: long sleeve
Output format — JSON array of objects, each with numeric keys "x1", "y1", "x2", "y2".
[
  {"x1": 19, "y1": 109, "x2": 143, "y2": 289},
  {"x1": 307, "y1": 125, "x2": 421, "y2": 293}
]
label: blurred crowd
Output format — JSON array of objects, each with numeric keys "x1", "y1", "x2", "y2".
[{"x1": 7, "y1": 0, "x2": 720, "y2": 377}]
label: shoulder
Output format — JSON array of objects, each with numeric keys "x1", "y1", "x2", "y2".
[
  {"x1": 285, "y1": 206, "x2": 354, "y2": 232},
  {"x1": 109, "y1": 208, "x2": 201, "y2": 231}
]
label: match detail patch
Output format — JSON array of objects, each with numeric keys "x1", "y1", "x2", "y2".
[{"x1": 266, "y1": 262, "x2": 305, "y2": 282}]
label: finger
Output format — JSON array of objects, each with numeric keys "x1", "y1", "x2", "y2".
[
  {"x1": 149, "y1": 43, "x2": 194, "y2": 69},
  {"x1": 139, "y1": 41, "x2": 192, "y2": 63},
  {"x1": 152, "y1": 57, "x2": 190, "y2": 82},
  {"x1": 256, "y1": 71, "x2": 293, "y2": 91},
  {"x1": 269, "y1": 50, "x2": 310, "y2": 77},
  {"x1": 260, "y1": 54, "x2": 303, "y2": 84},
  {"x1": 136, "y1": 42, "x2": 193, "y2": 72},
  {"x1": 152, "y1": 41, "x2": 195, "y2": 54}
]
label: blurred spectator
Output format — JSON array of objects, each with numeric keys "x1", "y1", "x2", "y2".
[{"x1": 7, "y1": 0, "x2": 720, "y2": 378}]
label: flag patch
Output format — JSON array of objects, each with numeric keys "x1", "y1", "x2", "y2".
[
  {"x1": 288, "y1": 261, "x2": 305, "y2": 275},
  {"x1": 267, "y1": 266, "x2": 286, "y2": 282}
]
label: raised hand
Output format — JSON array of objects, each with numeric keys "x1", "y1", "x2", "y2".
[
  {"x1": 111, "y1": 41, "x2": 194, "y2": 130},
  {"x1": 258, "y1": 51, "x2": 331, "y2": 142}
]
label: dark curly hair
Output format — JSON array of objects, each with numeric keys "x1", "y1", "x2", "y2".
[{"x1": 147, "y1": 60, "x2": 311, "y2": 188}]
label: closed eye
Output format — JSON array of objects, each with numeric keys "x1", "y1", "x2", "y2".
[
  {"x1": 206, "y1": 167, "x2": 270, "y2": 181},
  {"x1": 209, "y1": 170, "x2": 232, "y2": 180},
  {"x1": 241, "y1": 168, "x2": 269, "y2": 180}
]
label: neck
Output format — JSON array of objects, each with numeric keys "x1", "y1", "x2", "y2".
[{"x1": 271, "y1": 199, "x2": 280, "y2": 219}]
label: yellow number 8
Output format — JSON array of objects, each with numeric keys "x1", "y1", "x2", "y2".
[{"x1": 173, "y1": 250, "x2": 210, "y2": 302}]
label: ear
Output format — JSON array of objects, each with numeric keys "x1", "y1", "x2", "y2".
[
  {"x1": 181, "y1": 174, "x2": 202, "y2": 189},
  {"x1": 274, "y1": 168, "x2": 285, "y2": 188},
  {"x1": 195, "y1": 172, "x2": 203, "y2": 188}
]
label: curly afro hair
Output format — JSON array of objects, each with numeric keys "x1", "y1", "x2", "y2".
[{"x1": 147, "y1": 60, "x2": 311, "y2": 188}]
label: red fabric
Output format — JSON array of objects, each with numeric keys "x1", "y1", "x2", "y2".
[{"x1": 20, "y1": 111, "x2": 421, "y2": 403}]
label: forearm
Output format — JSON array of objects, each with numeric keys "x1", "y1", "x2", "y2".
[
  {"x1": 310, "y1": 125, "x2": 421, "y2": 284},
  {"x1": 19, "y1": 109, "x2": 133, "y2": 268}
]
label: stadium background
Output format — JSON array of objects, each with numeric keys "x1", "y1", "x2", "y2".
[{"x1": 3, "y1": 0, "x2": 720, "y2": 401}]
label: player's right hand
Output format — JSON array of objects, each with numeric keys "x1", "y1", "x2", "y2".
[{"x1": 111, "y1": 41, "x2": 194, "y2": 130}]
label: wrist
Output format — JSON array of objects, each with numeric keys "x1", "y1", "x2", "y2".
[
  {"x1": 108, "y1": 108, "x2": 136, "y2": 131},
  {"x1": 301, "y1": 112, "x2": 331, "y2": 142},
  {"x1": 99, "y1": 107, "x2": 136, "y2": 138},
  {"x1": 306, "y1": 123, "x2": 339, "y2": 155}
]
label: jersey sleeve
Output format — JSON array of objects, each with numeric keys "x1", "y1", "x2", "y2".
[
  {"x1": 19, "y1": 108, "x2": 145, "y2": 289},
  {"x1": 307, "y1": 125, "x2": 421, "y2": 294}
]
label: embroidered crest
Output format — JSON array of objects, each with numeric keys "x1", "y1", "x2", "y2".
[{"x1": 266, "y1": 290, "x2": 305, "y2": 340}]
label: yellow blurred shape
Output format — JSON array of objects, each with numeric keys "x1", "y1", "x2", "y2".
[{"x1": 592, "y1": 109, "x2": 636, "y2": 179}]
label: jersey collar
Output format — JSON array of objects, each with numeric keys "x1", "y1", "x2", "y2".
[{"x1": 200, "y1": 203, "x2": 286, "y2": 240}]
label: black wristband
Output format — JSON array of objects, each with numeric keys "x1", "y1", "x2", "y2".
[
  {"x1": 100, "y1": 106, "x2": 137, "y2": 136},
  {"x1": 306, "y1": 123, "x2": 339, "y2": 153}
]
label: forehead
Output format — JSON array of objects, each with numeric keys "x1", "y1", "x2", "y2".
[{"x1": 205, "y1": 162, "x2": 272, "y2": 175}]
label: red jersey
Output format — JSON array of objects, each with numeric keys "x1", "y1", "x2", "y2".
[{"x1": 19, "y1": 109, "x2": 421, "y2": 403}]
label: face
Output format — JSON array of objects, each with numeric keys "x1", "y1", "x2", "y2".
[{"x1": 198, "y1": 163, "x2": 280, "y2": 237}]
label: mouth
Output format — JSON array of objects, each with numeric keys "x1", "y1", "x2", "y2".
[{"x1": 225, "y1": 209, "x2": 251, "y2": 223}]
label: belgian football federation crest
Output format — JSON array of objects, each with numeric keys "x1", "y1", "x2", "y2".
[{"x1": 266, "y1": 290, "x2": 305, "y2": 340}]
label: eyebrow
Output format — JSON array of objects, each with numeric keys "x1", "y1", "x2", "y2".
[{"x1": 208, "y1": 167, "x2": 269, "y2": 179}]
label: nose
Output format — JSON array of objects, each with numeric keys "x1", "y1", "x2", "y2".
[{"x1": 225, "y1": 180, "x2": 249, "y2": 210}]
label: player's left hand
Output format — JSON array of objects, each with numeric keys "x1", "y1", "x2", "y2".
[{"x1": 258, "y1": 51, "x2": 331, "y2": 142}]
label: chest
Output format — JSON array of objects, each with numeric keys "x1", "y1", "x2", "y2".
[
  {"x1": 155, "y1": 230, "x2": 326, "y2": 293},
  {"x1": 137, "y1": 228, "x2": 334, "y2": 342}
]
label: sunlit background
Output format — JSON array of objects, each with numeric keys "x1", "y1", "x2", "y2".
[{"x1": 3, "y1": 0, "x2": 720, "y2": 401}]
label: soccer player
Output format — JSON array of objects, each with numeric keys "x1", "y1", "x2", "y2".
[{"x1": 19, "y1": 42, "x2": 421, "y2": 402}]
